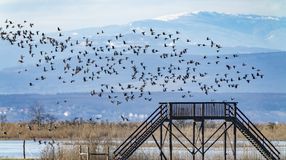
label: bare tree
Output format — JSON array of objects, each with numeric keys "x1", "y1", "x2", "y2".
[
  {"x1": 0, "y1": 113, "x2": 7, "y2": 130},
  {"x1": 29, "y1": 102, "x2": 56, "y2": 127},
  {"x1": 29, "y1": 102, "x2": 45, "y2": 127}
]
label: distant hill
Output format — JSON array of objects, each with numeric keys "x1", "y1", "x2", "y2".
[
  {"x1": 0, "y1": 12, "x2": 285, "y2": 94},
  {"x1": 0, "y1": 12, "x2": 285, "y2": 123},
  {"x1": 0, "y1": 92, "x2": 285, "y2": 123},
  {"x1": 1, "y1": 11, "x2": 285, "y2": 70},
  {"x1": 0, "y1": 52, "x2": 285, "y2": 94}
]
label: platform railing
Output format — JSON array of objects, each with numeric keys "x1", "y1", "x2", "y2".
[
  {"x1": 114, "y1": 102, "x2": 280, "y2": 160},
  {"x1": 159, "y1": 102, "x2": 237, "y2": 119}
]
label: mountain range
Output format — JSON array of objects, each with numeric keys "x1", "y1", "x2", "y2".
[{"x1": 0, "y1": 12, "x2": 285, "y2": 122}]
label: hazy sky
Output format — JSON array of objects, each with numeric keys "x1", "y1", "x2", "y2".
[{"x1": 0, "y1": 0, "x2": 285, "y2": 31}]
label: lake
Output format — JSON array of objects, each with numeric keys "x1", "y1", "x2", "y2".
[
  {"x1": 0, "y1": 140, "x2": 285, "y2": 159},
  {"x1": 0, "y1": 140, "x2": 46, "y2": 158}
]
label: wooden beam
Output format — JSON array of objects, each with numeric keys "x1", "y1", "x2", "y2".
[{"x1": 152, "y1": 134, "x2": 167, "y2": 160}]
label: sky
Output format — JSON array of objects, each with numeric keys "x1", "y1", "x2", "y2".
[{"x1": 0, "y1": 0, "x2": 285, "y2": 32}]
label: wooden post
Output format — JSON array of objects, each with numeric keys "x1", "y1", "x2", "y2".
[
  {"x1": 58, "y1": 144, "x2": 61, "y2": 159},
  {"x1": 23, "y1": 139, "x2": 26, "y2": 159},
  {"x1": 106, "y1": 146, "x2": 110, "y2": 160},
  {"x1": 79, "y1": 145, "x2": 82, "y2": 160},
  {"x1": 51, "y1": 144, "x2": 55, "y2": 160},
  {"x1": 87, "y1": 146, "x2": 90, "y2": 160}
]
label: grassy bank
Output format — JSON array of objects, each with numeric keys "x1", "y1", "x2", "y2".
[
  {"x1": 1, "y1": 121, "x2": 286, "y2": 141},
  {"x1": 1, "y1": 121, "x2": 285, "y2": 159}
]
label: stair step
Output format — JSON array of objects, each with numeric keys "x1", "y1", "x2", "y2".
[
  {"x1": 117, "y1": 115, "x2": 167, "y2": 159},
  {"x1": 233, "y1": 118, "x2": 279, "y2": 160}
]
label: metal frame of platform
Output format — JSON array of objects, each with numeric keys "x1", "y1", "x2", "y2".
[
  {"x1": 113, "y1": 102, "x2": 280, "y2": 160},
  {"x1": 158, "y1": 102, "x2": 237, "y2": 160}
]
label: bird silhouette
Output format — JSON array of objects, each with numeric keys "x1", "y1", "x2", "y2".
[
  {"x1": 0, "y1": 19, "x2": 264, "y2": 105},
  {"x1": 121, "y1": 115, "x2": 129, "y2": 121}
]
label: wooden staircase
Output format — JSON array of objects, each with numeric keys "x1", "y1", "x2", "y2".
[
  {"x1": 113, "y1": 102, "x2": 280, "y2": 160},
  {"x1": 113, "y1": 104, "x2": 168, "y2": 160},
  {"x1": 228, "y1": 105, "x2": 280, "y2": 160}
]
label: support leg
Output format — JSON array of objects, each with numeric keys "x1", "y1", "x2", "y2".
[
  {"x1": 193, "y1": 121, "x2": 196, "y2": 160},
  {"x1": 201, "y1": 121, "x2": 205, "y2": 160},
  {"x1": 233, "y1": 123, "x2": 237, "y2": 160},
  {"x1": 160, "y1": 124, "x2": 163, "y2": 160},
  {"x1": 224, "y1": 122, "x2": 227, "y2": 160},
  {"x1": 169, "y1": 120, "x2": 172, "y2": 160}
]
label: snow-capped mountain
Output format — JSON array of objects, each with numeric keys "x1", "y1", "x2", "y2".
[
  {"x1": 70, "y1": 11, "x2": 286, "y2": 51},
  {"x1": 1, "y1": 11, "x2": 285, "y2": 70},
  {"x1": 0, "y1": 12, "x2": 286, "y2": 123},
  {"x1": 0, "y1": 12, "x2": 285, "y2": 94}
]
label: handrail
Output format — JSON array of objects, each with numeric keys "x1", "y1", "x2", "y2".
[
  {"x1": 228, "y1": 104, "x2": 280, "y2": 158},
  {"x1": 114, "y1": 104, "x2": 164, "y2": 155},
  {"x1": 120, "y1": 110, "x2": 168, "y2": 158},
  {"x1": 236, "y1": 113, "x2": 279, "y2": 158},
  {"x1": 116, "y1": 109, "x2": 167, "y2": 158},
  {"x1": 230, "y1": 110, "x2": 265, "y2": 143},
  {"x1": 123, "y1": 115, "x2": 167, "y2": 157},
  {"x1": 159, "y1": 102, "x2": 238, "y2": 104},
  {"x1": 114, "y1": 104, "x2": 168, "y2": 156},
  {"x1": 115, "y1": 107, "x2": 167, "y2": 156},
  {"x1": 236, "y1": 107, "x2": 280, "y2": 155},
  {"x1": 170, "y1": 102, "x2": 228, "y2": 117}
]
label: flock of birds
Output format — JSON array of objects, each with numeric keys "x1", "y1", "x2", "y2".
[
  {"x1": 0, "y1": 19, "x2": 264, "y2": 145},
  {"x1": 0, "y1": 19, "x2": 264, "y2": 106},
  {"x1": 1, "y1": 118, "x2": 104, "y2": 147},
  {"x1": 2, "y1": 122, "x2": 58, "y2": 146}
]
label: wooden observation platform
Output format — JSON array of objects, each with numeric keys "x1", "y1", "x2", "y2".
[{"x1": 113, "y1": 102, "x2": 280, "y2": 160}]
